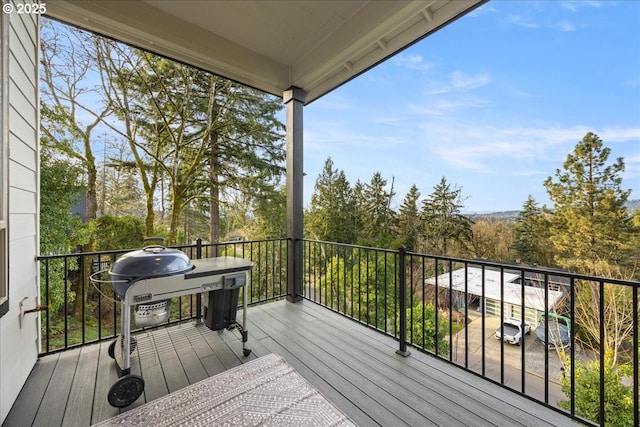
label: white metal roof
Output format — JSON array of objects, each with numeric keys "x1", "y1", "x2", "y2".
[
  {"x1": 425, "y1": 266, "x2": 566, "y2": 313},
  {"x1": 45, "y1": 0, "x2": 486, "y2": 103}
]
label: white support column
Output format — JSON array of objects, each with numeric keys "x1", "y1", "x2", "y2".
[{"x1": 283, "y1": 87, "x2": 305, "y2": 303}]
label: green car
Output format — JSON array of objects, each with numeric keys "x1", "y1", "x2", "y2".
[{"x1": 535, "y1": 313, "x2": 571, "y2": 347}]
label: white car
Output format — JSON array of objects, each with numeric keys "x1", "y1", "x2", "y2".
[{"x1": 495, "y1": 318, "x2": 531, "y2": 346}]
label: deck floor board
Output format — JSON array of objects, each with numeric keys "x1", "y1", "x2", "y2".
[{"x1": 4, "y1": 299, "x2": 581, "y2": 427}]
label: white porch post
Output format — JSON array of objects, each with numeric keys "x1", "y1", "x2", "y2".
[{"x1": 283, "y1": 86, "x2": 305, "y2": 303}]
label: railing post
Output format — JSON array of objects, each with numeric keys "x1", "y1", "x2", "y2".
[
  {"x1": 195, "y1": 238, "x2": 202, "y2": 323},
  {"x1": 396, "y1": 246, "x2": 410, "y2": 357}
]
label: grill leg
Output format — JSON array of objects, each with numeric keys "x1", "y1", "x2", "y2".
[
  {"x1": 242, "y1": 281, "x2": 251, "y2": 356},
  {"x1": 123, "y1": 303, "x2": 131, "y2": 372},
  {"x1": 115, "y1": 302, "x2": 132, "y2": 376}
]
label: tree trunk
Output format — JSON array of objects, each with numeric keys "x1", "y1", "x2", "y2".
[
  {"x1": 209, "y1": 134, "x2": 220, "y2": 245},
  {"x1": 208, "y1": 94, "x2": 221, "y2": 254},
  {"x1": 74, "y1": 139, "x2": 98, "y2": 319},
  {"x1": 168, "y1": 200, "x2": 181, "y2": 245},
  {"x1": 145, "y1": 194, "x2": 155, "y2": 237}
]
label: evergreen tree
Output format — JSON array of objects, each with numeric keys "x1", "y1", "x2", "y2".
[
  {"x1": 352, "y1": 180, "x2": 366, "y2": 243},
  {"x1": 92, "y1": 215, "x2": 145, "y2": 251},
  {"x1": 96, "y1": 33, "x2": 285, "y2": 243},
  {"x1": 39, "y1": 149, "x2": 90, "y2": 314},
  {"x1": 511, "y1": 195, "x2": 551, "y2": 265},
  {"x1": 306, "y1": 158, "x2": 355, "y2": 243},
  {"x1": 360, "y1": 172, "x2": 396, "y2": 247},
  {"x1": 251, "y1": 186, "x2": 287, "y2": 239},
  {"x1": 39, "y1": 152, "x2": 88, "y2": 255},
  {"x1": 545, "y1": 133, "x2": 636, "y2": 372},
  {"x1": 421, "y1": 176, "x2": 473, "y2": 256},
  {"x1": 396, "y1": 184, "x2": 421, "y2": 250},
  {"x1": 543, "y1": 132, "x2": 634, "y2": 274}
]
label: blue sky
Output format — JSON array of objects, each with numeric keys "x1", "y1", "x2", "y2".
[{"x1": 302, "y1": 1, "x2": 640, "y2": 213}]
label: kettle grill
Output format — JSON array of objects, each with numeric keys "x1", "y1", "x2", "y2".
[{"x1": 92, "y1": 245, "x2": 253, "y2": 408}]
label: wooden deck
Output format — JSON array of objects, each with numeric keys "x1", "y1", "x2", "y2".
[{"x1": 4, "y1": 299, "x2": 581, "y2": 427}]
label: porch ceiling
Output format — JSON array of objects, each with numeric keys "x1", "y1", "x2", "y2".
[{"x1": 45, "y1": 0, "x2": 486, "y2": 103}]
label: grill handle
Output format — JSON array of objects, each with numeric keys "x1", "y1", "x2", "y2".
[
  {"x1": 89, "y1": 269, "x2": 129, "y2": 285},
  {"x1": 142, "y1": 245, "x2": 167, "y2": 253},
  {"x1": 143, "y1": 237, "x2": 166, "y2": 246}
]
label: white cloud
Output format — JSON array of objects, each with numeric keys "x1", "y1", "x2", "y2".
[
  {"x1": 561, "y1": 1, "x2": 604, "y2": 12},
  {"x1": 304, "y1": 119, "x2": 408, "y2": 151},
  {"x1": 599, "y1": 127, "x2": 640, "y2": 142},
  {"x1": 509, "y1": 14, "x2": 539, "y2": 29},
  {"x1": 415, "y1": 121, "x2": 639, "y2": 174},
  {"x1": 561, "y1": 2, "x2": 578, "y2": 12},
  {"x1": 424, "y1": 71, "x2": 490, "y2": 95},
  {"x1": 468, "y1": 4, "x2": 499, "y2": 18},
  {"x1": 393, "y1": 54, "x2": 433, "y2": 72},
  {"x1": 450, "y1": 71, "x2": 490, "y2": 91},
  {"x1": 408, "y1": 97, "x2": 488, "y2": 116},
  {"x1": 557, "y1": 20, "x2": 576, "y2": 32},
  {"x1": 512, "y1": 169, "x2": 548, "y2": 177},
  {"x1": 312, "y1": 93, "x2": 353, "y2": 111}
]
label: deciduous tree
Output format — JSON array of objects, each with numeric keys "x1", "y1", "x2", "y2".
[
  {"x1": 559, "y1": 352, "x2": 634, "y2": 426},
  {"x1": 95, "y1": 34, "x2": 285, "y2": 244}
]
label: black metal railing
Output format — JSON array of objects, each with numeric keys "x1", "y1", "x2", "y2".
[
  {"x1": 302, "y1": 240, "x2": 639, "y2": 427},
  {"x1": 37, "y1": 238, "x2": 639, "y2": 426},
  {"x1": 37, "y1": 238, "x2": 288, "y2": 355}
]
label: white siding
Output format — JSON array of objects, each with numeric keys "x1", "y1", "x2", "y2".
[{"x1": 0, "y1": 3, "x2": 39, "y2": 423}]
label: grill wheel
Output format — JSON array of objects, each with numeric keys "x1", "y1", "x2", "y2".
[
  {"x1": 108, "y1": 374, "x2": 145, "y2": 408},
  {"x1": 107, "y1": 336, "x2": 137, "y2": 359}
]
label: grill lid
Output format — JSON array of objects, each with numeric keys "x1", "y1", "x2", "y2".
[{"x1": 109, "y1": 246, "x2": 193, "y2": 281}]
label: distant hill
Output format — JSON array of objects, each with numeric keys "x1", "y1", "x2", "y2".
[
  {"x1": 469, "y1": 211, "x2": 520, "y2": 223},
  {"x1": 469, "y1": 199, "x2": 640, "y2": 222}
]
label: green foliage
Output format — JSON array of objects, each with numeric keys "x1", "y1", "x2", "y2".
[
  {"x1": 40, "y1": 258, "x2": 77, "y2": 316},
  {"x1": 559, "y1": 352, "x2": 635, "y2": 426},
  {"x1": 396, "y1": 184, "x2": 421, "y2": 251},
  {"x1": 109, "y1": 53, "x2": 286, "y2": 244},
  {"x1": 98, "y1": 156, "x2": 146, "y2": 218},
  {"x1": 39, "y1": 150, "x2": 89, "y2": 313},
  {"x1": 250, "y1": 186, "x2": 287, "y2": 239},
  {"x1": 43, "y1": 19, "x2": 286, "y2": 244},
  {"x1": 467, "y1": 218, "x2": 513, "y2": 260},
  {"x1": 406, "y1": 302, "x2": 450, "y2": 356},
  {"x1": 358, "y1": 172, "x2": 396, "y2": 247},
  {"x1": 39, "y1": 153, "x2": 89, "y2": 254},
  {"x1": 306, "y1": 158, "x2": 356, "y2": 243},
  {"x1": 216, "y1": 242, "x2": 287, "y2": 302},
  {"x1": 544, "y1": 132, "x2": 634, "y2": 274},
  {"x1": 311, "y1": 248, "x2": 398, "y2": 333},
  {"x1": 421, "y1": 176, "x2": 473, "y2": 256},
  {"x1": 511, "y1": 195, "x2": 552, "y2": 265},
  {"x1": 91, "y1": 215, "x2": 145, "y2": 251},
  {"x1": 350, "y1": 250, "x2": 397, "y2": 330}
]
